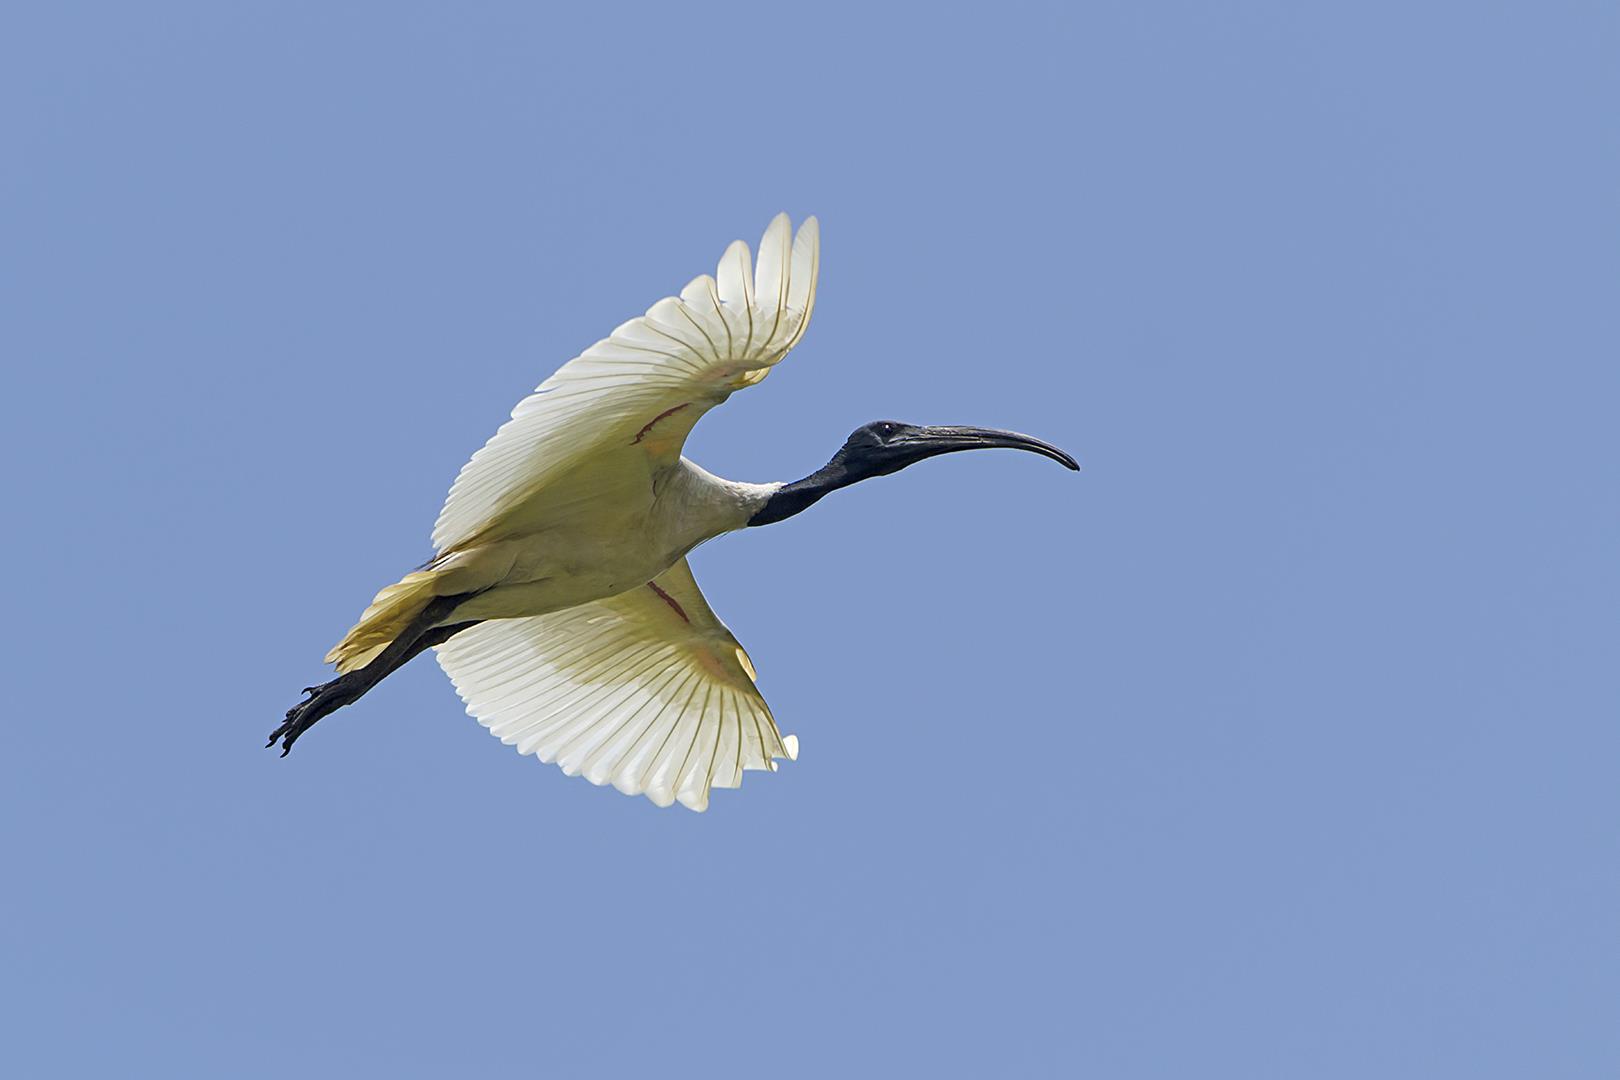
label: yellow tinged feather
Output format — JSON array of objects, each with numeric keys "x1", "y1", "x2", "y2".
[{"x1": 324, "y1": 569, "x2": 444, "y2": 673}]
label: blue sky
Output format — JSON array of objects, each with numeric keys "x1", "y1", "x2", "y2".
[{"x1": 3, "y1": 3, "x2": 1616, "y2": 1076}]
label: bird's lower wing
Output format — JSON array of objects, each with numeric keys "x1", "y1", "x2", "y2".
[{"x1": 433, "y1": 559, "x2": 796, "y2": 811}]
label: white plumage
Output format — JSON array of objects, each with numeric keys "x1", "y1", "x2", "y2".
[
  {"x1": 432, "y1": 213, "x2": 817, "y2": 553},
  {"x1": 436, "y1": 559, "x2": 795, "y2": 811},
  {"x1": 328, "y1": 215, "x2": 819, "y2": 810},
  {"x1": 274, "y1": 212, "x2": 1077, "y2": 810}
]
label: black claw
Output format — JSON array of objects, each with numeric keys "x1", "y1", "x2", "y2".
[
  {"x1": 266, "y1": 717, "x2": 294, "y2": 752},
  {"x1": 267, "y1": 697, "x2": 312, "y2": 755},
  {"x1": 269, "y1": 596, "x2": 474, "y2": 761},
  {"x1": 269, "y1": 676, "x2": 362, "y2": 757}
]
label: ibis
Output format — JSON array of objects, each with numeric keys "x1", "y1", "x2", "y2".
[{"x1": 269, "y1": 215, "x2": 1078, "y2": 810}]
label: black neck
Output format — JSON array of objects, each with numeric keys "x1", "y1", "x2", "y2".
[{"x1": 747, "y1": 460, "x2": 858, "y2": 527}]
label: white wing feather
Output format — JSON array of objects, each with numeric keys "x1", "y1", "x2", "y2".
[
  {"x1": 434, "y1": 559, "x2": 797, "y2": 811},
  {"x1": 432, "y1": 214, "x2": 820, "y2": 553}
]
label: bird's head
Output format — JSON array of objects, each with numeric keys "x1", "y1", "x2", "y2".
[
  {"x1": 831, "y1": 420, "x2": 1080, "y2": 480},
  {"x1": 748, "y1": 419, "x2": 1077, "y2": 526}
]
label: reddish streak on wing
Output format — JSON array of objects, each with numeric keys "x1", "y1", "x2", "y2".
[
  {"x1": 647, "y1": 582, "x2": 690, "y2": 623},
  {"x1": 632, "y1": 402, "x2": 691, "y2": 444}
]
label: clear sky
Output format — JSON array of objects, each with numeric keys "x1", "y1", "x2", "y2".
[{"x1": 3, "y1": 3, "x2": 1616, "y2": 1076}]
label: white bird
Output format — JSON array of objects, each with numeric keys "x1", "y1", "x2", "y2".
[{"x1": 270, "y1": 214, "x2": 1077, "y2": 810}]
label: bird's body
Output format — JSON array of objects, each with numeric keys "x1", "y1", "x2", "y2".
[
  {"x1": 420, "y1": 458, "x2": 773, "y2": 626},
  {"x1": 272, "y1": 214, "x2": 1077, "y2": 810}
]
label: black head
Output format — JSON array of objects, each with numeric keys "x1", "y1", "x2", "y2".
[
  {"x1": 748, "y1": 419, "x2": 1077, "y2": 526},
  {"x1": 832, "y1": 420, "x2": 1080, "y2": 479}
]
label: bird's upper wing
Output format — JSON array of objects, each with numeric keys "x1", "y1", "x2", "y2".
[
  {"x1": 433, "y1": 558, "x2": 795, "y2": 811},
  {"x1": 431, "y1": 214, "x2": 820, "y2": 553}
]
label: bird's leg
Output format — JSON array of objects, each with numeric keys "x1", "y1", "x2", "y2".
[{"x1": 267, "y1": 597, "x2": 479, "y2": 756}]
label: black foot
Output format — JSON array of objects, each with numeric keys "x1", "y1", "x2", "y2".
[
  {"x1": 267, "y1": 676, "x2": 360, "y2": 756},
  {"x1": 266, "y1": 599, "x2": 476, "y2": 758}
]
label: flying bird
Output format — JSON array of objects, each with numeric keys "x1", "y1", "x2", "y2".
[{"x1": 269, "y1": 214, "x2": 1077, "y2": 809}]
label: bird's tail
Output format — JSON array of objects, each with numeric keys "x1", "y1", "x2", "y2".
[{"x1": 325, "y1": 569, "x2": 443, "y2": 674}]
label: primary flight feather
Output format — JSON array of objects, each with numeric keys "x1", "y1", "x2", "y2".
[{"x1": 270, "y1": 214, "x2": 1077, "y2": 810}]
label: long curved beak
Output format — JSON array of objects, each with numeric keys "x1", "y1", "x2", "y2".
[{"x1": 899, "y1": 425, "x2": 1080, "y2": 470}]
